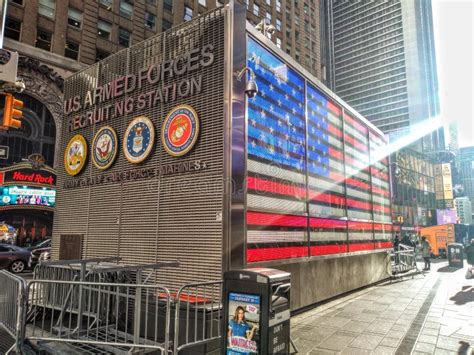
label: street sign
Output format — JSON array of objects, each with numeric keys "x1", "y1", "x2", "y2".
[
  {"x1": 0, "y1": 145, "x2": 8, "y2": 159},
  {"x1": 0, "y1": 49, "x2": 18, "y2": 84}
]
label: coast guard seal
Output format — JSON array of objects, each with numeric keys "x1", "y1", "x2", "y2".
[
  {"x1": 162, "y1": 105, "x2": 199, "y2": 157},
  {"x1": 64, "y1": 134, "x2": 87, "y2": 176},
  {"x1": 123, "y1": 116, "x2": 155, "y2": 164},
  {"x1": 92, "y1": 126, "x2": 118, "y2": 170}
]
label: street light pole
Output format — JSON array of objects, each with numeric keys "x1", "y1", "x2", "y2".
[{"x1": 0, "y1": 0, "x2": 7, "y2": 49}]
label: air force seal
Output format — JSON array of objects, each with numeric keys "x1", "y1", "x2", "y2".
[
  {"x1": 124, "y1": 116, "x2": 155, "y2": 164},
  {"x1": 162, "y1": 105, "x2": 199, "y2": 157},
  {"x1": 92, "y1": 126, "x2": 118, "y2": 170},
  {"x1": 64, "y1": 134, "x2": 87, "y2": 176}
]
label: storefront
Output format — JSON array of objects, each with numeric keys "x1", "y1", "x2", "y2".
[
  {"x1": 55, "y1": 4, "x2": 392, "y2": 310},
  {"x1": 0, "y1": 157, "x2": 56, "y2": 246}
]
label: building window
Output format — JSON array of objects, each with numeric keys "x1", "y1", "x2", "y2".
[
  {"x1": 35, "y1": 28, "x2": 52, "y2": 51},
  {"x1": 199, "y1": 0, "x2": 207, "y2": 7},
  {"x1": 4, "y1": 17, "x2": 21, "y2": 41},
  {"x1": 98, "y1": 20, "x2": 112, "y2": 39},
  {"x1": 253, "y1": 3, "x2": 259, "y2": 16},
  {"x1": 96, "y1": 49, "x2": 110, "y2": 62},
  {"x1": 118, "y1": 27, "x2": 131, "y2": 47},
  {"x1": 67, "y1": 8, "x2": 82, "y2": 28},
  {"x1": 265, "y1": 12, "x2": 271, "y2": 23},
  {"x1": 147, "y1": 0, "x2": 156, "y2": 4},
  {"x1": 276, "y1": 0, "x2": 281, "y2": 12},
  {"x1": 276, "y1": 37, "x2": 281, "y2": 48},
  {"x1": 9, "y1": 0, "x2": 24, "y2": 6},
  {"x1": 163, "y1": 0, "x2": 173, "y2": 12},
  {"x1": 276, "y1": 18, "x2": 281, "y2": 31},
  {"x1": 38, "y1": 0, "x2": 56, "y2": 18},
  {"x1": 184, "y1": 6, "x2": 192, "y2": 21},
  {"x1": 99, "y1": 0, "x2": 113, "y2": 10},
  {"x1": 265, "y1": 0, "x2": 271, "y2": 5},
  {"x1": 65, "y1": 40, "x2": 79, "y2": 60},
  {"x1": 120, "y1": 0, "x2": 133, "y2": 19},
  {"x1": 144, "y1": 12, "x2": 156, "y2": 30},
  {"x1": 162, "y1": 19, "x2": 172, "y2": 31}
]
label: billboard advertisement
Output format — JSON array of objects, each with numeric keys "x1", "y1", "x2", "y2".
[
  {"x1": 0, "y1": 186, "x2": 56, "y2": 208},
  {"x1": 436, "y1": 209, "x2": 458, "y2": 224},
  {"x1": 227, "y1": 292, "x2": 260, "y2": 354}
]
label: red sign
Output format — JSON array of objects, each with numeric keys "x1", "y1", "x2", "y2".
[{"x1": 2, "y1": 168, "x2": 56, "y2": 186}]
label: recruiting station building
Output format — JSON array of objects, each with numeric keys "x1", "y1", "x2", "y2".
[{"x1": 55, "y1": 4, "x2": 393, "y2": 310}]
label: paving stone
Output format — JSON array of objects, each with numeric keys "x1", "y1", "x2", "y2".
[
  {"x1": 317, "y1": 333, "x2": 357, "y2": 351},
  {"x1": 366, "y1": 320, "x2": 395, "y2": 335},
  {"x1": 309, "y1": 348, "x2": 338, "y2": 354},
  {"x1": 292, "y1": 338, "x2": 318, "y2": 354},
  {"x1": 418, "y1": 334, "x2": 438, "y2": 344},
  {"x1": 352, "y1": 313, "x2": 378, "y2": 323},
  {"x1": 379, "y1": 337, "x2": 400, "y2": 348},
  {"x1": 424, "y1": 321, "x2": 441, "y2": 330},
  {"x1": 414, "y1": 341, "x2": 436, "y2": 353},
  {"x1": 436, "y1": 335, "x2": 471, "y2": 352},
  {"x1": 386, "y1": 330, "x2": 406, "y2": 340},
  {"x1": 340, "y1": 347, "x2": 372, "y2": 355},
  {"x1": 349, "y1": 333, "x2": 383, "y2": 350},
  {"x1": 421, "y1": 327, "x2": 439, "y2": 337},
  {"x1": 341, "y1": 320, "x2": 369, "y2": 333},
  {"x1": 373, "y1": 345, "x2": 396, "y2": 355},
  {"x1": 391, "y1": 323, "x2": 410, "y2": 332},
  {"x1": 319, "y1": 316, "x2": 352, "y2": 328}
]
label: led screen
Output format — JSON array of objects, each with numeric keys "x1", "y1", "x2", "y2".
[{"x1": 0, "y1": 186, "x2": 56, "y2": 208}]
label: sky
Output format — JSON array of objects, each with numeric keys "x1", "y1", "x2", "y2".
[{"x1": 431, "y1": 0, "x2": 473, "y2": 148}]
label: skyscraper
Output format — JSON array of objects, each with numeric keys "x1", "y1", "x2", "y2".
[
  {"x1": 457, "y1": 147, "x2": 474, "y2": 209},
  {"x1": 322, "y1": 0, "x2": 443, "y2": 152}
]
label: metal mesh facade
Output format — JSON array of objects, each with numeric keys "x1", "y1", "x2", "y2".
[{"x1": 54, "y1": 8, "x2": 226, "y2": 289}]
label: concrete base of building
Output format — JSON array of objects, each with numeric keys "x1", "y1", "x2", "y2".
[{"x1": 275, "y1": 251, "x2": 391, "y2": 310}]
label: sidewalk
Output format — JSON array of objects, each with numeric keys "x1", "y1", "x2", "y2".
[{"x1": 291, "y1": 260, "x2": 474, "y2": 355}]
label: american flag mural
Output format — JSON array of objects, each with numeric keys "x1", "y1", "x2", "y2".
[
  {"x1": 245, "y1": 38, "x2": 392, "y2": 262},
  {"x1": 369, "y1": 132, "x2": 393, "y2": 249},
  {"x1": 246, "y1": 38, "x2": 308, "y2": 263},
  {"x1": 306, "y1": 84, "x2": 348, "y2": 255}
]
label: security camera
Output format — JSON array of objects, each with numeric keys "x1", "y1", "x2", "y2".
[
  {"x1": 236, "y1": 67, "x2": 259, "y2": 98},
  {"x1": 245, "y1": 79, "x2": 258, "y2": 98}
]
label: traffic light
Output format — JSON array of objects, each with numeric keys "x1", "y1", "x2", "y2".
[{"x1": 0, "y1": 93, "x2": 23, "y2": 129}]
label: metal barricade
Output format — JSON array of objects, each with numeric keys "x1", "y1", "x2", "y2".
[
  {"x1": 391, "y1": 244, "x2": 423, "y2": 277},
  {"x1": 0, "y1": 270, "x2": 27, "y2": 354},
  {"x1": 26, "y1": 279, "x2": 172, "y2": 354},
  {"x1": 173, "y1": 281, "x2": 223, "y2": 354}
]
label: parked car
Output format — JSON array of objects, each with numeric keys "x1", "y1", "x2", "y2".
[
  {"x1": 26, "y1": 238, "x2": 51, "y2": 251},
  {"x1": 0, "y1": 244, "x2": 31, "y2": 273},
  {"x1": 28, "y1": 239, "x2": 52, "y2": 269}
]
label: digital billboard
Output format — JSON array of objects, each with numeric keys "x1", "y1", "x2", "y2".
[
  {"x1": 0, "y1": 186, "x2": 56, "y2": 208},
  {"x1": 436, "y1": 209, "x2": 457, "y2": 224}
]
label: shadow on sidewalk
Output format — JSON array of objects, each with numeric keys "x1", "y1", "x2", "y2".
[
  {"x1": 437, "y1": 266, "x2": 460, "y2": 273},
  {"x1": 449, "y1": 286, "x2": 474, "y2": 305}
]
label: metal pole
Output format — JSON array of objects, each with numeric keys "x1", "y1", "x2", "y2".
[{"x1": 0, "y1": 0, "x2": 7, "y2": 49}]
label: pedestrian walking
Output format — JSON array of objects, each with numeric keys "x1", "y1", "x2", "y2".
[{"x1": 421, "y1": 236, "x2": 432, "y2": 271}]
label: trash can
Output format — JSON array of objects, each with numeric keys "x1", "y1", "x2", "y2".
[
  {"x1": 222, "y1": 268, "x2": 291, "y2": 354},
  {"x1": 447, "y1": 243, "x2": 464, "y2": 268}
]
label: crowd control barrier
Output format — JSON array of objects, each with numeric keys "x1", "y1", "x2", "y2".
[
  {"x1": 390, "y1": 244, "x2": 423, "y2": 278},
  {"x1": 0, "y1": 270, "x2": 27, "y2": 354}
]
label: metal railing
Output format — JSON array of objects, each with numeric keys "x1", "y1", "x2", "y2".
[
  {"x1": 0, "y1": 270, "x2": 27, "y2": 354},
  {"x1": 26, "y1": 279, "x2": 172, "y2": 354},
  {"x1": 173, "y1": 280, "x2": 223, "y2": 354},
  {"x1": 391, "y1": 243, "x2": 422, "y2": 276}
]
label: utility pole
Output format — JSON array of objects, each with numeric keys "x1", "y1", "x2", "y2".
[{"x1": 0, "y1": 0, "x2": 7, "y2": 49}]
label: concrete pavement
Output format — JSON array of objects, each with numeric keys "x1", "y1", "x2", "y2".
[{"x1": 291, "y1": 260, "x2": 474, "y2": 354}]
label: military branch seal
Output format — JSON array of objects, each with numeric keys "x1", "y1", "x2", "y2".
[
  {"x1": 64, "y1": 134, "x2": 87, "y2": 176},
  {"x1": 162, "y1": 105, "x2": 199, "y2": 157},
  {"x1": 124, "y1": 116, "x2": 155, "y2": 164},
  {"x1": 92, "y1": 126, "x2": 118, "y2": 170}
]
